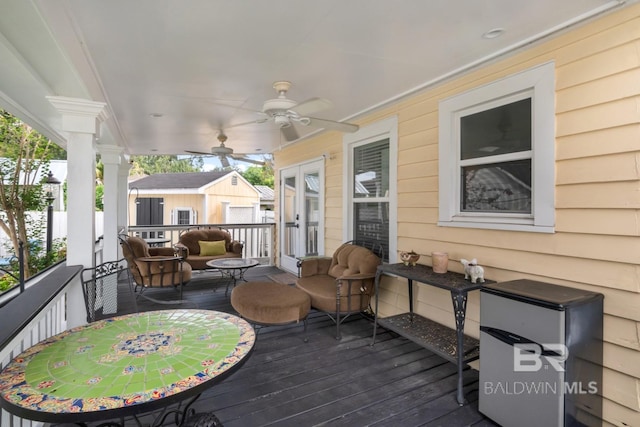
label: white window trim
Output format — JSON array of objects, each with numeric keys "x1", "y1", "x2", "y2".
[
  {"x1": 343, "y1": 116, "x2": 398, "y2": 262},
  {"x1": 172, "y1": 207, "x2": 196, "y2": 225},
  {"x1": 438, "y1": 61, "x2": 555, "y2": 233}
]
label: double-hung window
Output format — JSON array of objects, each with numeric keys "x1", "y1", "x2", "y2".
[
  {"x1": 438, "y1": 62, "x2": 555, "y2": 233},
  {"x1": 172, "y1": 207, "x2": 195, "y2": 225},
  {"x1": 344, "y1": 117, "x2": 398, "y2": 262}
]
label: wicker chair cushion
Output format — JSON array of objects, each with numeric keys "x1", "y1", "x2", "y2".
[
  {"x1": 120, "y1": 236, "x2": 192, "y2": 287},
  {"x1": 295, "y1": 243, "x2": 381, "y2": 314}
]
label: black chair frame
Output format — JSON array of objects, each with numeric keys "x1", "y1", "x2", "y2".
[
  {"x1": 118, "y1": 234, "x2": 196, "y2": 307},
  {"x1": 81, "y1": 259, "x2": 132, "y2": 323}
]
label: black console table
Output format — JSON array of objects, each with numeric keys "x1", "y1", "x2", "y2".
[{"x1": 371, "y1": 263, "x2": 494, "y2": 405}]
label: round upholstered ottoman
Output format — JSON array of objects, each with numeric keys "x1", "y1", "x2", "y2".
[{"x1": 231, "y1": 281, "x2": 310, "y2": 338}]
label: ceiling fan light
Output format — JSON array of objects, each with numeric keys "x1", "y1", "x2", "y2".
[
  {"x1": 274, "y1": 115, "x2": 291, "y2": 128},
  {"x1": 211, "y1": 145, "x2": 233, "y2": 155},
  {"x1": 483, "y1": 28, "x2": 505, "y2": 39}
]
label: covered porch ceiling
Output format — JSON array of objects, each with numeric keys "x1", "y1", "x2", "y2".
[{"x1": 0, "y1": 1, "x2": 634, "y2": 159}]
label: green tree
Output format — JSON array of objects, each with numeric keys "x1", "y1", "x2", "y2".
[
  {"x1": 130, "y1": 155, "x2": 203, "y2": 175},
  {"x1": 241, "y1": 165, "x2": 274, "y2": 188},
  {"x1": 0, "y1": 122, "x2": 66, "y2": 160},
  {"x1": 95, "y1": 184, "x2": 104, "y2": 211},
  {"x1": 94, "y1": 161, "x2": 104, "y2": 211},
  {"x1": 0, "y1": 110, "x2": 63, "y2": 278}
]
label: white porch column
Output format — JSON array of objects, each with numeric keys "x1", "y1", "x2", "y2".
[
  {"x1": 48, "y1": 96, "x2": 107, "y2": 328},
  {"x1": 98, "y1": 145, "x2": 123, "y2": 262},
  {"x1": 118, "y1": 157, "x2": 132, "y2": 239},
  {"x1": 221, "y1": 201, "x2": 230, "y2": 224},
  {"x1": 253, "y1": 202, "x2": 260, "y2": 223}
]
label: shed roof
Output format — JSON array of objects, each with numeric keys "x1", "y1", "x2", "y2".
[
  {"x1": 255, "y1": 185, "x2": 274, "y2": 202},
  {"x1": 129, "y1": 171, "x2": 231, "y2": 190}
]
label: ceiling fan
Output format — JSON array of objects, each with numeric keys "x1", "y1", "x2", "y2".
[
  {"x1": 229, "y1": 81, "x2": 359, "y2": 142},
  {"x1": 185, "y1": 132, "x2": 266, "y2": 168}
]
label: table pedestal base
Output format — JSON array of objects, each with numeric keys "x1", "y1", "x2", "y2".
[
  {"x1": 53, "y1": 394, "x2": 222, "y2": 427},
  {"x1": 184, "y1": 412, "x2": 223, "y2": 427}
]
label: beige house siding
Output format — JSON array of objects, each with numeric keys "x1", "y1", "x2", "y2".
[
  {"x1": 128, "y1": 194, "x2": 204, "y2": 225},
  {"x1": 161, "y1": 194, "x2": 202, "y2": 223},
  {"x1": 275, "y1": 5, "x2": 640, "y2": 426},
  {"x1": 203, "y1": 174, "x2": 259, "y2": 223}
]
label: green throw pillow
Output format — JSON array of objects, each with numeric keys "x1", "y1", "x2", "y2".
[{"x1": 199, "y1": 240, "x2": 226, "y2": 256}]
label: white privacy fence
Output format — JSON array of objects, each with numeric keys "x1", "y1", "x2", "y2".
[{"x1": 0, "y1": 212, "x2": 104, "y2": 259}]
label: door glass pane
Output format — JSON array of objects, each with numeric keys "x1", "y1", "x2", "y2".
[
  {"x1": 283, "y1": 176, "x2": 297, "y2": 258},
  {"x1": 304, "y1": 172, "x2": 319, "y2": 256}
]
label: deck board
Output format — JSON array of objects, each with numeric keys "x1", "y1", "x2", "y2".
[{"x1": 86, "y1": 265, "x2": 497, "y2": 427}]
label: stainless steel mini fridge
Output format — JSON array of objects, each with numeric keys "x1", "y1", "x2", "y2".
[{"x1": 479, "y1": 280, "x2": 603, "y2": 427}]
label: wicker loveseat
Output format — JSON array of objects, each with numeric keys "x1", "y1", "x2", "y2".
[{"x1": 176, "y1": 227, "x2": 244, "y2": 270}]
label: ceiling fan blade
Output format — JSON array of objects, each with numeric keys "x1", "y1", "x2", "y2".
[
  {"x1": 229, "y1": 154, "x2": 265, "y2": 166},
  {"x1": 225, "y1": 117, "x2": 269, "y2": 129},
  {"x1": 220, "y1": 155, "x2": 230, "y2": 168},
  {"x1": 185, "y1": 150, "x2": 212, "y2": 155},
  {"x1": 289, "y1": 97, "x2": 333, "y2": 117},
  {"x1": 305, "y1": 117, "x2": 359, "y2": 133},
  {"x1": 281, "y1": 125, "x2": 299, "y2": 142}
]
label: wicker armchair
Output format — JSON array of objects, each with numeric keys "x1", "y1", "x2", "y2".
[
  {"x1": 295, "y1": 241, "x2": 381, "y2": 339},
  {"x1": 119, "y1": 235, "x2": 192, "y2": 302}
]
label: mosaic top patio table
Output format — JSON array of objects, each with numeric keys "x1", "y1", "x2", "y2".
[{"x1": 0, "y1": 309, "x2": 255, "y2": 425}]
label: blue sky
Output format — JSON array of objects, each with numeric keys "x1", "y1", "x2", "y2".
[{"x1": 184, "y1": 155, "x2": 268, "y2": 172}]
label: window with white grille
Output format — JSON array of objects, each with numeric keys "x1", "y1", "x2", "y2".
[{"x1": 172, "y1": 208, "x2": 195, "y2": 225}]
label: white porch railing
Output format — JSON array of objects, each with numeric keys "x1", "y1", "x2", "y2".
[
  {"x1": 127, "y1": 223, "x2": 276, "y2": 265},
  {"x1": 0, "y1": 265, "x2": 81, "y2": 427},
  {"x1": 0, "y1": 240, "x2": 105, "y2": 427}
]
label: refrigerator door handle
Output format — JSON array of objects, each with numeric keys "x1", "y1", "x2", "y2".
[{"x1": 480, "y1": 326, "x2": 563, "y2": 357}]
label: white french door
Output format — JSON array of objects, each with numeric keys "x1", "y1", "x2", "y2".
[{"x1": 279, "y1": 159, "x2": 324, "y2": 273}]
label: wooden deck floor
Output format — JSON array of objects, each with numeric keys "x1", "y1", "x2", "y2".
[{"x1": 91, "y1": 266, "x2": 498, "y2": 427}]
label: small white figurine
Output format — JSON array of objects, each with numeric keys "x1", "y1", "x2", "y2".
[{"x1": 460, "y1": 258, "x2": 485, "y2": 283}]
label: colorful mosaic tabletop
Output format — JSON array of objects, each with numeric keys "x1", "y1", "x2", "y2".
[{"x1": 0, "y1": 309, "x2": 255, "y2": 421}]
